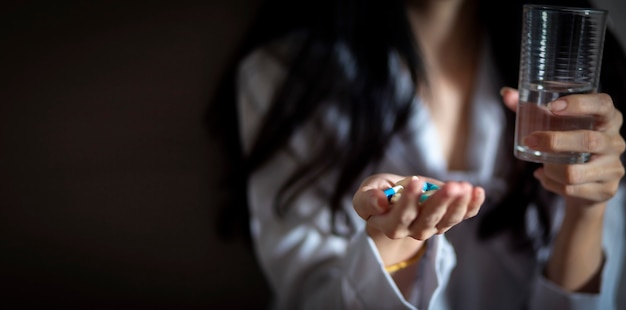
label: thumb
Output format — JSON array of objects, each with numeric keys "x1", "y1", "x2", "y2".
[{"x1": 500, "y1": 86, "x2": 519, "y2": 112}]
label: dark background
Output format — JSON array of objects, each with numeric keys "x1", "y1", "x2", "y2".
[
  {"x1": 1, "y1": 0, "x2": 269, "y2": 308},
  {"x1": 0, "y1": 0, "x2": 624, "y2": 309}
]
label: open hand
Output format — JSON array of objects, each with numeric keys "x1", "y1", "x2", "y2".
[{"x1": 352, "y1": 174, "x2": 484, "y2": 241}]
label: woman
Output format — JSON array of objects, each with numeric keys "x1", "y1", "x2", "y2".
[{"x1": 210, "y1": 0, "x2": 626, "y2": 308}]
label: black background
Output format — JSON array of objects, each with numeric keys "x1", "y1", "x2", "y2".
[{"x1": 1, "y1": 0, "x2": 270, "y2": 308}]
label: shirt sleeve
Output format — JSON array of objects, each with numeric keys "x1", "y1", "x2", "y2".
[
  {"x1": 529, "y1": 181, "x2": 626, "y2": 310},
  {"x1": 235, "y1": 42, "x2": 456, "y2": 310}
]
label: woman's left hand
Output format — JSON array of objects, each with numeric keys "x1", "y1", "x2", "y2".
[{"x1": 501, "y1": 87, "x2": 626, "y2": 208}]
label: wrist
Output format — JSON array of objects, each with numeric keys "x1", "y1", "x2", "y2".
[
  {"x1": 563, "y1": 201, "x2": 606, "y2": 224},
  {"x1": 385, "y1": 240, "x2": 428, "y2": 273},
  {"x1": 366, "y1": 224, "x2": 425, "y2": 267}
]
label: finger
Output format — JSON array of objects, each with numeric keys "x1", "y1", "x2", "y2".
[
  {"x1": 548, "y1": 93, "x2": 622, "y2": 133},
  {"x1": 534, "y1": 168, "x2": 621, "y2": 202},
  {"x1": 370, "y1": 177, "x2": 424, "y2": 239},
  {"x1": 541, "y1": 157, "x2": 626, "y2": 185},
  {"x1": 465, "y1": 186, "x2": 485, "y2": 219},
  {"x1": 500, "y1": 86, "x2": 519, "y2": 112},
  {"x1": 352, "y1": 188, "x2": 390, "y2": 221},
  {"x1": 391, "y1": 177, "x2": 423, "y2": 225},
  {"x1": 523, "y1": 130, "x2": 624, "y2": 154},
  {"x1": 410, "y1": 182, "x2": 467, "y2": 240},
  {"x1": 435, "y1": 182, "x2": 473, "y2": 234},
  {"x1": 353, "y1": 173, "x2": 410, "y2": 220}
]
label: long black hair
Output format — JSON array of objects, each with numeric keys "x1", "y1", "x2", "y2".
[{"x1": 209, "y1": 0, "x2": 626, "y2": 247}]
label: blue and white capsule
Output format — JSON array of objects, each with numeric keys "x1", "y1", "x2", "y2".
[
  {"x1": 384, "y1": 185, "x2": 404, "y2": 201},
  {"x1": 385, "y1": 182, "x2": 440, "y2": 204}
]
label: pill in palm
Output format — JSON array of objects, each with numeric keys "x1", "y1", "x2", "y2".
[{"x1": 385, "y1": 182, "x2": 440, "y2": 203}]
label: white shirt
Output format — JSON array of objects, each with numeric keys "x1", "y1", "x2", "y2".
[{"x1": 236, "y1": 37, "x2": 626, "y2": 310}]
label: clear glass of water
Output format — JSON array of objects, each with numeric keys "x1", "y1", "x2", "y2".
[{"x1": 514, "y1": 5, "x2": 608, "y2": 164}]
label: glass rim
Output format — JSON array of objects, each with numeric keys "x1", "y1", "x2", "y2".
[{"x1": 523, "y1": 4, "x2": 608, "y2": 15}]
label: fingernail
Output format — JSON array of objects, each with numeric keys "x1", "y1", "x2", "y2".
[
  {"x1": 548, "y1": 100, "x2": 566, "y2": 112},
  {"x1": 499, "y1": 87, "x2": 508, "y2": 97}
]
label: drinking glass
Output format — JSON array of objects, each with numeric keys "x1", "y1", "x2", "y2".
[{"x1": 514, "y1": 5, "x2": 608, "y2": 164}]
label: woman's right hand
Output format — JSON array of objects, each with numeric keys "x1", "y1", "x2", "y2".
[
  {"x1": 353, "y1": 174, "x2": 484, "y2": 239},
  {"x1": 352, "y1": 174, "x2": 485, "y2": 265}
]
